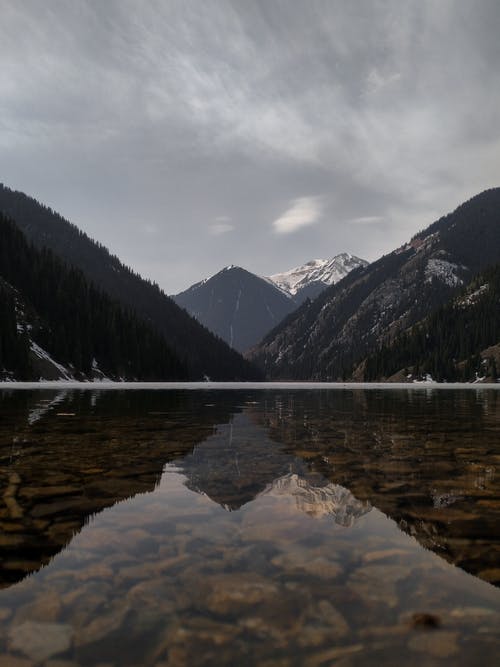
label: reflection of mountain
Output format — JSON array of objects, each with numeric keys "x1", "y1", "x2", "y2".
[
  {"x1": 1, "y1": 387, "x2": 498, "y2": 592},
  {"x1": 263, "y1": 473, "x2": 371, "y2": 526},
  {"x1": 180, "y1": 414, "x2": 293, "y2": 510},
  {"x1": 252, "y1": 389, "x2": 500, "y2": 586},
  {"x1": 0, "y1": 389, "x2": 240, "y2": 589},
  {"x1": 180, "y1": 414, "x2": 372, "y2": 527}
]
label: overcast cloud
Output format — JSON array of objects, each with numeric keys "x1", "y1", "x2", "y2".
[{"x1": 1, "y1": 0, "x2": 499, "y2": 292}]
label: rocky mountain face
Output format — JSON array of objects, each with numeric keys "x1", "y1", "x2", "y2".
[
  {"x1": 0, "y1": 183, "x2": 260, "y2": 381},
  {"x1": 173, "y1": 266, "x2": 297, "y2": 352},
  {"x1": 268, "y1": 253, "x2": 368, "y2": 304},
  {"x1": 250, "y1": 188, "x2": 500, "y2": 380}
]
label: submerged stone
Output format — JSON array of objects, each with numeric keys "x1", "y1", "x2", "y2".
[{"x1": 8, "y1": 621, "x2": 72, "y2": 662}]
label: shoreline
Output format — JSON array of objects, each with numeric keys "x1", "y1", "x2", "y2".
[{"x1": 1, "y1": 381, "x2": 499, "y2": 390}]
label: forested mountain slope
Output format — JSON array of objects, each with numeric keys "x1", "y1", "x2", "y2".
[
  {"x1": 0, "y1": 183, "x2": 260, "y2": 380},
  {"x1": 0, "y1": 214, "x2": 186, "y2": 381},
  {"x1": 250, "y1": 188, "x2": 500, "y2": 380},
  {"x1": 364, "y1": 263, "x2": 500, "y2": 382}
]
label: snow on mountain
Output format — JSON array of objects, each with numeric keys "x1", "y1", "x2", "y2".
[{"x1": 267, "y1": 253, "x2": 368, "y2": 302}]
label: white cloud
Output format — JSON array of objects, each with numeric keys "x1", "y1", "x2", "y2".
[
  {"x1": 209, "y1": 222, "x2": 235, "y2": 235},
  {"x1": 348, "y1": 215, "x2": 384, "y2": 225},
  {"x1": 272, "y1": 196, "x2": 322, "y2": 235}
]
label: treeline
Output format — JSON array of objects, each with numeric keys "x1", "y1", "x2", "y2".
[
  {"x1": 0, "y1": 213, "x2": 188, "y2": 380},
  {"x1": 0, "y1": 282, "x2": 31, "y2": 379},
  {"x1": 364, "y1": 263, "x2": 500, "y2": 382}
]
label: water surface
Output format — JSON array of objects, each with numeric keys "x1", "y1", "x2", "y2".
[{"x1": 0, "y1": 387, "x2": 499, "y2": 665}]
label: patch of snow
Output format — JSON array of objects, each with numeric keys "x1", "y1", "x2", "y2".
[
  {"x1": 265, "y1": 303, "x2": 276, "y2": 322},
  {"x1": 235, "y1": 289, "x2": 242, "y2": 313},
  {"x1": 91, "y1": 358, "x2": 112, "y2": 381},
  {"x1": 413, "y1": 373, "x2": 436, "y2": 383},
  {"x1": 458, "y1": 283, "x2": 489, "y2": 307},
  {"x1": 425, "y1": 259, "x2": 464, "y2": 288},
  {"x1": 30, "y1": 341, "x2": 74, "y2": 380}
]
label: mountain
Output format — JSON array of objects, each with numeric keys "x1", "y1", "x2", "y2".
[
  {"x1": 364, "y1": 262, "x2": 500, "y2": 382},
  {"x1": 0, "y1": 183, "x2": 261, "y2": 381},
  {"x1": 250, "y1": 188, "x2": 500, "y2": 380},
  {"x1": 0, "y1": 213, "x2": 186, "y2": 381},
  {"x1": 268, "y1": 253, "x2": 368, "y2": 303},
  {"x1": 173, "y1": 266, "x2": 297, "y2": 352}
]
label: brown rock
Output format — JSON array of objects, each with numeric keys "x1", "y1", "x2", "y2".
[
  {"x1": 74, "y1": 563, "x2": 114, "y2": 582},
  {"x1": 304, "y1": 644, "x2": 364, "y2": 667},
  {"x1": 408, "y1": 630, "x2": 459, "y2": 658},
  {"x1": 13, "y1": 591, "x2": 62, "y2": 623},
  {"x1": 8, "y1": 621, "x2": 73, "y2": 662},
  {"x1": 272, "y1": 553, "x2": 342, "y2": 580},
  {"x1": 348, "y1": 564, "x2": 408, "y2": 609},
  {"x1": 74, "y1": 606, "x2": 129, "y2": 647},
  {"x1": 201, "y1": 573, "x2": 280, "y2": 615},
  {"x1": 298, "y1": 600, "x2": 350, "y2": 647},
  {"x1": 0, "y1": 607, "x2": 12, "y2": 622},
  {"x1": 363, "y1": 548, "x2": 411, "y2": 563},
  {"x1": 0, "y1": 656, "x2": 34, "y2": 667}
]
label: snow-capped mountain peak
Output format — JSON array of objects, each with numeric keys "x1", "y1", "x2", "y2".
[{"x1": 268, "y1": 253, "x2": 368, "y2": 299}]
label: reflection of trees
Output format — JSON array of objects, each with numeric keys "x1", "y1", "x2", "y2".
[{"x1": 0, "y1": 389, "x2": 240, "y2": 589}]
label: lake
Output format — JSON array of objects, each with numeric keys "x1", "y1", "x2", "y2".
[{"x1": 0, "y1": 386, "x2": 499, "y2": 666}]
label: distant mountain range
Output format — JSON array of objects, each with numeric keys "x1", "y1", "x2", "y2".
[
  {"x1": 250, "y1": 188, "x2": 500, "y2": 382},
  {"x1": 173, "y1": 255, "x2": 367, "y2": 352},
  {"x1": 0, "y1": 183, "x2": 261, "y2": 381}
]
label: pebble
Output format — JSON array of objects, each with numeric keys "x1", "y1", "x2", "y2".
[
  {"x1": 8, "y1": 621, "x2": 73, "y2": 662},
  {"x1": 0, "y1": 657, "x2": 34, "y2": 667},
  {"x1": 407, "y1": 630, "x2": 459, "y2": 658}
]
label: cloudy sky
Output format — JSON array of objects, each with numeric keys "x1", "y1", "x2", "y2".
[{"x1": 1, "y1": 0, "x2": 499, "y2": 293}]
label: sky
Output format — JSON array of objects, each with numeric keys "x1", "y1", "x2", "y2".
[{"x1": 1, "y1": 0, "x2": 499, "y2": 293}]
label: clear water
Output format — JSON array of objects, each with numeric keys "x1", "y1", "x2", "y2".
[{"x1": 0, "y1": 387, "x2": 499, "y2": 666}]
